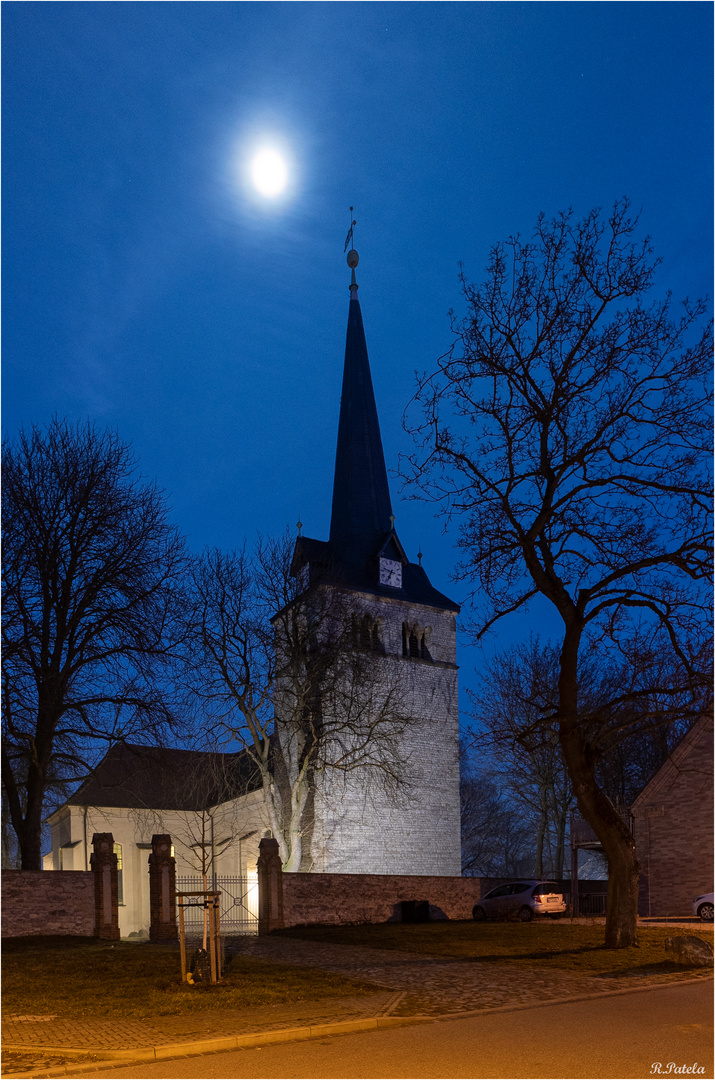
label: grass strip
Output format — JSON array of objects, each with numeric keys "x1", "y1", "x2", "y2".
[{"x1": 1, "y1": 937, "x2": 377, "y2": 1019}]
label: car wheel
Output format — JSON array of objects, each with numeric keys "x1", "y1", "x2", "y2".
[
  {"x1": 519, "y1": 906, "x2": 533, "y2": 922},
  {"x1": 472, "y1": 905, "x2": 486, "y2": 922},
  {"x1": 698, "y1": 902, "x2": 714, "y2": 922}
]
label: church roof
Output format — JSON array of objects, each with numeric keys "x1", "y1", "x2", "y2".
[
  {"x1": 66, "y1": 742, "x2": 261, "y2": 811},
  {"x1": 294, "y1": 262, "x2": 459, "y2": 613}
]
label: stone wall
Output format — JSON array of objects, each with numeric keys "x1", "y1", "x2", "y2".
[
  {"x1": 1, "y1": 870, "x2": 95, "y2": 937},
  {"x1": 281, "y1": 872, "x2": 480, "y2": 926},
  {"x1": 256, "y1": 842, "x2": 483, "y2": 931}
]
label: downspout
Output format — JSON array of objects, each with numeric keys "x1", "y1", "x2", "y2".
[{"x1": 83, "y1": 807, "x2": 89, "y2": 870}]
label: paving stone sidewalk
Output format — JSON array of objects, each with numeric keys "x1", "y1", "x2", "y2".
[
  {"x1": 1, "y1": 991, "x2": 398, "y2": 1077},
  {"x1": 2, "y1": 936, "x2": 712, "y2": 1078},
  {"x1": 234, "y1": 934, "x2": 714, "y2": 1017}
]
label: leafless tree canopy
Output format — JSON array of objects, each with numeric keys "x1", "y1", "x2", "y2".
[
  {"x1": 469, "y1": 637, "x2": 700, "y2": 878},
  {"x1": 405, "y1": 200, "x2": 711, "y2": 669},
  {"x1": 470, "y1": 640, "x2": 574, "y2": 877},
  {"x1": 460, "y1": 757, "x2": 534, "y2": 879},
  {"x1": 403, "y1": 200, "x2": 712, "y2": 946},
  {"x1": 185, "y1": 533, "x2": 415, "y2": 871},
  {"x1": 2, "y1": 419, "x2": 187, "y2": 869}
]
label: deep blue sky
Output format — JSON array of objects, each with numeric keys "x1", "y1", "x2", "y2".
[{"x1": 3, "y1": 2, "x2": 712, "y2": 715}]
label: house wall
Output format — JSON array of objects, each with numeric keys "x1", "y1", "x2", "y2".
[
  {"x1": 2, "y1": 870, "x2": 94, "y2": 937},
  {"x1": 632, "y1": 718, "x2": 714, "y2": 916},
  {"x1": 45, "y1": 791, "x2": 269, "y2": 937},
  {"x1": 310, "y1": 592, "x2": 461, "y2": 877},
  {"x1": 280, "y1": 871, "x2": 479, "y2": 925}
]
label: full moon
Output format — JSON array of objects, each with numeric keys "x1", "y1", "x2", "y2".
[{"x1": 250, "y1": 149, "x2": 288, "y2": 197}]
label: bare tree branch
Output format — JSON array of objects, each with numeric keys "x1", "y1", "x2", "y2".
[{"x1": 402, "y1": 200, "x2": 712, "y2": 947}]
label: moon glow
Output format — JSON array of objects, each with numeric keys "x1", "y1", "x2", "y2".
[{"x1": 250, "y1": 149, "x2": 288, "y2": 197}]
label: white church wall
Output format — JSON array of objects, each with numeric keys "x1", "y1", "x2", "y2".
[
  {"x1": 45, "y1": 790, "x2": 268, "y2": 936},
  {"x1": 310, "y1": 591, "x2": 461, "y2": 876}
]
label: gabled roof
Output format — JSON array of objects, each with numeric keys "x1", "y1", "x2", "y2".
[
  {"x1": 66, "y1": 742, "x2": 262, "y2": 812},
  {"x1": 631, "y1": 714, "x2": 714, "y2": 811}
]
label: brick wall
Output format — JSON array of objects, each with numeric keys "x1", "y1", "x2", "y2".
[
  {"x1": 280, "y1": 871, "x2": 482, "y2": 926},
  {"x1": 2, "y1": 871, "x2": 95, "y2": 937},
  {"x1": 633, "y1": 717, "x2": 714, "y2": 916}
]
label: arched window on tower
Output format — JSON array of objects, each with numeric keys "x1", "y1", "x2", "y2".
[
  {"x1": 355, "y1": 613, "x2": 383, "y2": 654},
  {"x1": 402, "y1": 622, "x2": 432, "y2": 663}
]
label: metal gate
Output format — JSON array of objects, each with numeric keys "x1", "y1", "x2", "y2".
[{"x1": 175, "y1": 874, "x2": 258, "y2": 936}]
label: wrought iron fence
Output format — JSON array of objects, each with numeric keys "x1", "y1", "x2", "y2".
[
  {"x1": 563, "y1": 891, "x2": 608, "y2": 915},
  {"x1": 175, "y1": 874, "x2": 259, "y2": 936}
]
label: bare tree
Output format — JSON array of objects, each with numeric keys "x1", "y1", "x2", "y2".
[
  {"x1": 186, "y1": 533, "x2": 414, "y2": 871},
  {"x1": 404, "y1": 200, "x2": 712, "y2": 946},
  {"x1": 471, "y1": 640, "x2": 575, "y2": 878},
  {"x1": 2, "y1": 419, "x2": 187, "y2": 869},
  {"x1": 460, "y1": 756, "x2": 534, "y2": 878},
  {"x1": 470, "y1": 637, "x2": 697, "y2": 880}
]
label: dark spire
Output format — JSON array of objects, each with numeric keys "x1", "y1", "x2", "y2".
[
  {"x1": 289, "y1": 242, "x2": 459, "y2": 613},
  {"x1": 329, "y1": 249, "x2": 393, "y2": 569}
]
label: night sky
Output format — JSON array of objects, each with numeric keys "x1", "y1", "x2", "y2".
[{"x1": 3, "y1": 2, "x2": 712, "y2": 714}]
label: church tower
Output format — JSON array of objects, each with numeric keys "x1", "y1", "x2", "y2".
[{"x1": 288, "y1": 247, "x2": 461, "y2": 876}]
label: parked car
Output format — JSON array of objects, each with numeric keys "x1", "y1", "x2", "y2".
[
  {"x1": 692, "y1": 893, "x2": 714, "y2": 922},
  {"x1": 472, "y1": 881, "x2": 566, "y2": 922}
]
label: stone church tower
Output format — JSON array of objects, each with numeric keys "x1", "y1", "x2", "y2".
[{"x1": 287, "y1": 249, "x2": 461, "y2": 877}]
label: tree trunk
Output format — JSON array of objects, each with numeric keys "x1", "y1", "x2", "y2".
[
  {"x1": 20, "y1": 767, "x2": 46, "y2": 871},
  {"x1": 19, "y1": 813, "x2": 43, "y2": 870},
  {"x1": 534, "y1": 786, "x2": 548, "y2": 879},
  {"x1": 554, "y1": 802, "x2": 567, "y2": 879},
  {"x1": 2, "y1": 723, "x2": 48, "y2": 871},
  {"x1": 558, "y1": 629, "x2": 640, "y2": 948}
]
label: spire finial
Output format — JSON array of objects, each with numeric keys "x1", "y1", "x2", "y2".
[
  {"x1": 389, "y1": 513, "x2": 396, "y2": 530},
  {"x1": 417, "y1": 545, "x2": 423, "y2": 566},
  {"x1": 345, "y1": 207, "x2": 359, "y2": 295},
  {"x1": 296, "y1": 517, "x2": 303, "y2": 536}
]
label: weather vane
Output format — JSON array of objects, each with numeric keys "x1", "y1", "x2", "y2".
[{"x1": 344, "y1": 207, "x2": 356, "y2": 253}]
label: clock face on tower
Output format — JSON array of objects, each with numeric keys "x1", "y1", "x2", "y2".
[{"x1": 379, "y1": 557, "x2": 402, "y2": 589}]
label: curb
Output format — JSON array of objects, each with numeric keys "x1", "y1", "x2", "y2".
[
  {"x1": 3, "y1": 973, "x2": 712, "y2": 1079},
  {"x1": 1, "y1": 1017, "x2": 426, "y2": 1079}
]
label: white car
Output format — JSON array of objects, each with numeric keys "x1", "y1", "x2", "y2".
[
  {"x1": 692, "y1": 893, "x2": 714, "y2": 921},
  {"x1": 472, "y1": 880, "x2": 566, "y2": 922}
]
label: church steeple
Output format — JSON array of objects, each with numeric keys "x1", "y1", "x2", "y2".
[
  {"x1": 290, "y1": 243, "x2": 458, "y2": 613},
  {"x1": 329, "y1": 248, "x2": 393, "y2": 570}
]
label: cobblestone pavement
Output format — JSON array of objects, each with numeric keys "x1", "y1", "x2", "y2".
[
  {"x1": 2, "y1": 937, "x2": 711, "y2": 1078},
  {"x1": 0, "y1": 992, "x2": 397, "y2": 1077},
  {"x1": 234, "y1": 935, "x2": 714, "y2": 1017},
  {"x1": 2, "y1": 991, "x2": 397, "y2": 1048},
  {"x1": 1, "y1": 1051, "x2": 103, "y2": 1078}
]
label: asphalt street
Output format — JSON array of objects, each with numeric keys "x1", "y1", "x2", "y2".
[{"x1": 82, "y1": 980, "x2": 713, "y2": 1080}]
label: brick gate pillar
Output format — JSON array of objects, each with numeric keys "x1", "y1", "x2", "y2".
[
  {"x1": 90, "y1": 833, "x2": 120, "y2": 940},
  {"x1": 149, "y1": 834, "x2": 177, "y2": 942},
  {"x1": 257, "y1": 836, "x2": 284, "y2": 934}
]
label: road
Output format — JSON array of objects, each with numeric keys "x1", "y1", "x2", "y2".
[{"x1": 84, "y1": 981, "x2": 713, "y2": 1080}]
